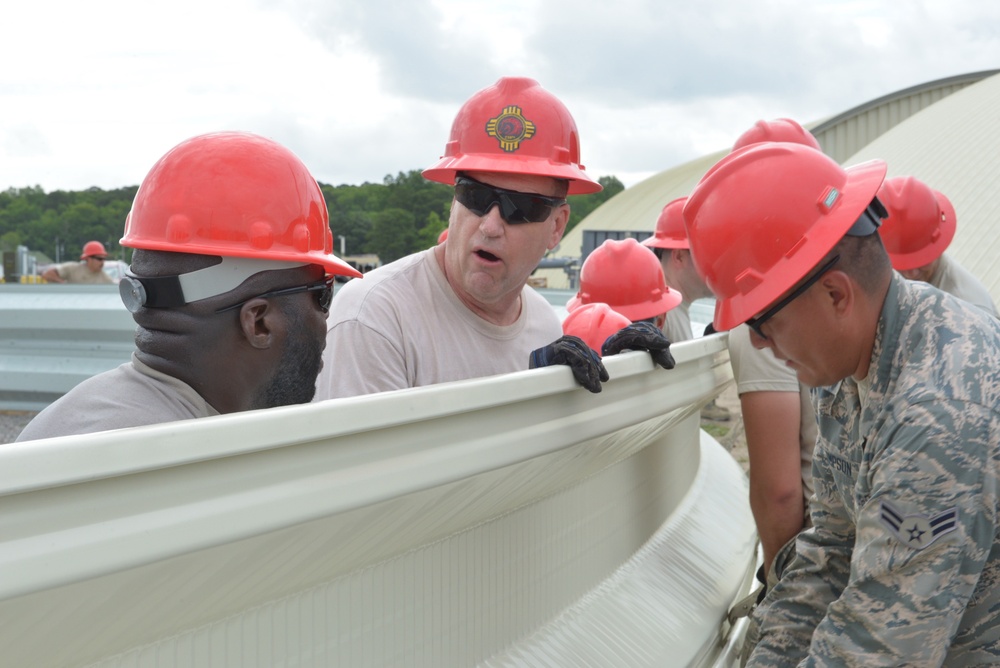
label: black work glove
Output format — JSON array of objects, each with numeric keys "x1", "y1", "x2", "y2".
[
  {"x1": 703, "y1": 322, "x2": 717, "y2": 336},
  {"x1": 601, "y1": 321, "x2": 676, "y2": 370},
  {"x1": 529, "y1": 335, "x2": 609, "y2": 393}
]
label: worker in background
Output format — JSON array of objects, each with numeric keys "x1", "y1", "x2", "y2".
[
  {"x1": 316, "y1": 77, "x2": 670, "y2": 399},
  {"x1": 567, "y1": 237, "x2": 682, "y2": 330},
  {"x1": 726, "y1": 119, "x2": 822, "y2": 596},
  {"x1": 42, "y1": 240, "x2": 113, "y2": 284},
  {"x1": 686, "y1": 139, "x2": 1000, "y2": 666},
  {"x1": 643, "y1": 196, "x2": 730, "y2": 421},
  {"x1": 877, "y1": 175, "x2": 998, "y2": 316},
  {"x1": 18, "y1": 132, "x2": 360, "y2": 441},
  {"x1": 642, "y1": 197, "x2": 715, "y2": 342}
]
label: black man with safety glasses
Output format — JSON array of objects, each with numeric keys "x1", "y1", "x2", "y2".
[{"x1": 17, "y1": 132, "x2": 360, "y2": 442}]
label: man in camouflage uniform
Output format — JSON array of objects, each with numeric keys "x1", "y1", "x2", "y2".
[{"x1": 684, "y1": 141, "x2": 1000, "y2": 665}]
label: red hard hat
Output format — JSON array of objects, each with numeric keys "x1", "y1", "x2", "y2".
[
  {"x1": 121, "y1": 132, "x2": 360, "y2": 278},
  {"x1": 732, "y1": 118, "x2": 821, "y2": 152},
  {"x1": 422, "y1": 77, "x2": 603, "y2": 195},
  {"x1": 876, "y1": 176, "x2": 956, "y2": 271},
  {"x1": 81, "y1": 241, "x2": 107, "y2": 259},
  {"x1": 562, "y1": 302, "x2": 631, "y2": 354},
  {"x1": 567, "y1": 238, "x2": 682, "y2": 321},
  {"x1": 683, "y1": 142, "x2": 886, "y2": 331},
  {"x1": 642, "y1": 197, "x2": 689, "y2": 250}
]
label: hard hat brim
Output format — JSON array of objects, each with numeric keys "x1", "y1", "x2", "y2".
[
  {"x1": 422, "y1": 157, "x2": 603, "y2": 196},
  {"x1": 641, "y1": 234, "x2": 689, "y2": 250},
  {"x1": 567, "y1": 289, "x2": 683, "y2": 322}
]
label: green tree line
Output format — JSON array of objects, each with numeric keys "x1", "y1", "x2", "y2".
[{"x1": 0, "y1": 171, "x2": 624, "y2": 266}]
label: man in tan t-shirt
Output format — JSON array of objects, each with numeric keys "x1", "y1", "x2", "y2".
[
  {"x1": 42, "y1": 240, "x2": 113, "y2": 284},
  {"x1": 317, "y1": 78, "x2": 672, "y2": 399},
  {"x1": 642, "y1": 195, "x2": 731, "y2": 421},
  {"x1": 642, "y1": 197, "x2": 716, "y2": 343},
  {"x1": 728, "y1": 119, "x2": 823, "y2": 583}
]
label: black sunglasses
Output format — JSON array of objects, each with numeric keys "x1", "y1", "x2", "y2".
[
  {"x1": 215, "y1": 277, "x2": 335, "y2": 314},
  {"x1": 745, "y1": 255, "x2": 840, "y2": 340},
  {"x1": 454, "y1": 175, "x2": 566, "y2": 224}
]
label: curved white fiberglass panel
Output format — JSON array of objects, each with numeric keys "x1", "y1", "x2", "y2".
[
  {"x1": 0, "y1": 334, "x2": 755, "y2": 667},
  {"x1": 481, "y1": 429, "x2": 755, "y2": 667}
]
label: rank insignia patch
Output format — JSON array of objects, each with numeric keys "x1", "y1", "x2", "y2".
[
  {"x1": 486, "y1": 105, "x2": 536, "y2": 152},
  {"x1": 880, "y1": 499, "x2": 958, "y2": 550}
]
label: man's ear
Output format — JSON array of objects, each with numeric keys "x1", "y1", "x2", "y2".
[
  {"x1": 822, "y1": 270, "x2": 854, "y2": 319},
  {"x1": 238, "y1": 299, "x2": 277, "y2": 350},
  {"x1": 548, "y1": 204, "x2": 570, "y2": 249}
]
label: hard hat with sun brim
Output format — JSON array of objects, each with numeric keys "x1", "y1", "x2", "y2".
[
  {"x1": 122, "y1": 131, "x2": 358, "y2": 278},
  {"x1": 422, "y1": 77, "x2": 603, "y2": 195},
  {"x1": 642, "y1": 197, "x2": 690, "y2": 250},
  {"x1": 567, "y1": 238, "x2": 682, "y2": 321},
  {"x1": 877, "y1": 175, "x2": 956, "y2": 272},
  {"x1": 683, "y1": 142, "x2": 886, "y2": 331},
  {"x1": 118, "y1": 131, "x2": 360, "y2": 312}
]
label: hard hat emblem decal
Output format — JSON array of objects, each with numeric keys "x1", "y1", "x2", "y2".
[{"x1": 486, "y1": 106, "x2": 536, "y2": 152}]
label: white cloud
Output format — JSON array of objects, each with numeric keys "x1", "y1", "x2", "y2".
[{"x1": 1, "y1": 0, "x2": 998, "y2": 192}]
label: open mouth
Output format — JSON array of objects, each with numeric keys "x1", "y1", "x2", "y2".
[{"x1": 476, "y1": 250, "x2": 500, "y2": 262}]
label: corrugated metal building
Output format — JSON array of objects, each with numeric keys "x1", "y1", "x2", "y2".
[{"x1": 540, "y1": 69, "x2": 1000, "y2": 297}]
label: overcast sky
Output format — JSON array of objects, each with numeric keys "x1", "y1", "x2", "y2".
[{"x1": 3, "y1": 0, "x2": 998, "y2": 193}]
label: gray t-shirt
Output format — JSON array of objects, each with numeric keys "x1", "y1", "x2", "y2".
[
  {"x1": 16, "y1": 354, "x2": 218, "y2": 441},
  {"x1": 315, "y1": 248, "x2": 562, "y2": 399}
]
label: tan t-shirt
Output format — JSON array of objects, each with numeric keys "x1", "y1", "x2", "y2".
[
  {"x1": 16, "y1": 354, "x2": 218, "y2": 441},
  {"x1": 663, "y1": 301, "x2": 693, "y2": 343},
  {"x1": 52, "y1": 261, "x2": 113, "y2": 284},
  {"x1": 728, "y1": 323, "x2": 816, "y2": 506},
  {"x1": 315, "y1": 248, "x2": 563, "y2": 399},
  {"x1": 929, "y1": 254, "x2": 998, "y2": 317}
]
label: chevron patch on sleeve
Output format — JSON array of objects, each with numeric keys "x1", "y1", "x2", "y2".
[{"x1": 880, "y1": 499, "x2": 958, "y2": 550}]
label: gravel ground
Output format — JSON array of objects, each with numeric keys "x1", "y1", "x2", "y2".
[{"x1": 0, "y1": 411, "x2": 37, "y2": 444}]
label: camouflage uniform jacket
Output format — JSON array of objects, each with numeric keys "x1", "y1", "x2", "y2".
[{"x1": 748, "y1": 274, "x2": 1000, "y2": 667}]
